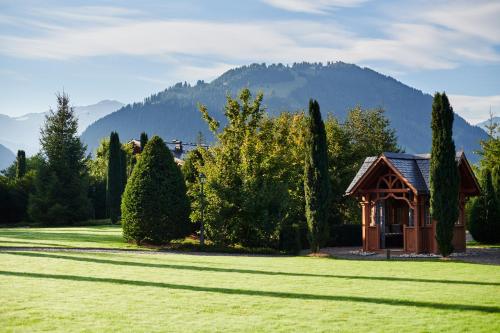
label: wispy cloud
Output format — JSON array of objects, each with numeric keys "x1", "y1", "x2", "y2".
[
  {"x1": 0, "y1": 2, "x2": 499, "y2": 74},
  {"x1": 449, "y1": 94, "x2": 500, "y2": 124},
  {"x1": 261, "y1": 0, "x2": 369, "y2": 14}
]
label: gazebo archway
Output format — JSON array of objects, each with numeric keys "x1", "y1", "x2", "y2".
[{"x1": 369, "y1": 173, "x2": 415, "y2": 249}]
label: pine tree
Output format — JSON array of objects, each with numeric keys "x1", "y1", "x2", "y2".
[
  {"x1": 468, "y1": 169, "x2": 500, "y2": 243},
  {"x1": 140, "y1": 132, "x2": 148, "y2": 152},
  {"x1": 122, "y1": 136, "x2": 190, "y2": 244},
  {"x1": 16, "y1": 150, "x2": 26, "y2": 179},
  {"x1": 107, "y1": 132, "x2": 124, "y2": 224},
  {"x1": 304, "y1": 99, "x2": 331, "y2": 252},
  {"x1": 430, "y1": 92, "x2": 459, "y2": 256},
  {"x1": 28, "y1": 93, "x2": 91, "y2": 224}
]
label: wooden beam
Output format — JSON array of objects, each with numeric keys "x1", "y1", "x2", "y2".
[{"x1": 359, "y1": 189, "x2": 410, "y2": 193}]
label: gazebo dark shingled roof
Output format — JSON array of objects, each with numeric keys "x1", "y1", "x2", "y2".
[{"x1": 345, "y1": 151, "x2": 466, "y2": 195}]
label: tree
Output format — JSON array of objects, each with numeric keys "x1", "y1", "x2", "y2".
[
  {"x1": 304, "y1": 100, "x2": 330, "y2": 252},
  {"x1": 87, "y1": 139, "x2": 109, "y2": 219},
  {"x1": 107, "y1": 132, "x2": 125, "y2": 224},
  {"x1": 325, "y1": 107, "x2": 399, "y2": 228},
  {"x1": 28, "y1": 93, "x2": 91, "y2": 224},
  {"x1": 121, "y1": 136, "x2": 190, "y2": 244},
  {"x1": 16, "y1": 150, "x2": 26, "y2": 179},
  {"x1": 468, "y1": 112, "x2": 500, "y2": 243},
  {"x1": 140, "y1": 132, "x2": 148, "y2": 151},
  {"x1": 468, "y1": 169, "x2": 500, "y2": 243},
  {"x1": 430, "y1": 92, "x2": 459, "y2": 256},
  {"x1": 198, "y1": 89, "x2": 290, "y2": 247}
]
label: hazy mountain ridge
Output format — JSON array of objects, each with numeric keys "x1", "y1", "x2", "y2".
[
  {"x1": 79, "y1": 62, "x2": 487, "y2": 163},
  {"x1": 477, "y1": 116, "x2": 500, "y2": 135},
  {"x1": 0, "y1": 100, "x2": 124, "y2": 156},
  {"x1": 0, "y1": 144, "x2": 15, "y2": 171}
]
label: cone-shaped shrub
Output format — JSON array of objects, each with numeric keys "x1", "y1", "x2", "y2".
[{"x1": 121, "y1": 136, "x2": 190, "y2": 244}]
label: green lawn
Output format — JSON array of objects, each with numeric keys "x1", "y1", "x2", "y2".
[
  {"x1": 0, "y1": 225, "x2": 141, "y2": 249},
  {"x1": 0, "y1": 227, "x2": 499, "y2": 332}
]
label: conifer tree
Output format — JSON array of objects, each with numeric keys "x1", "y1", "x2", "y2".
[
  {"x1": 107, "y1": 132, "x2": 124, "y2": 224},
  {"x1": 28, "y1": 93, "x2": 91, "y2": 224},
  {"x1": 140, "y1": 132, "x2": 148, "y2": 152},
  {"x1": 304, "y1": 99, "x2": 330, "y2": 252},
  {"x1": 122, "y1": 136, "x2": 190, "y2": 244},
  {"x1": 16, "y1": 150, "x2": 26, "y2": 179},
  {"x1": 430, "y1": 92, "x2": 459, "y2": 256}
]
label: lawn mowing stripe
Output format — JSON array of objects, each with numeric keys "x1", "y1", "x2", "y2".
[
  {"x1": 1, "y1": 270, "x2": 498, "y2": 314},
  {"x1": 2, "y1": 251, "x2": 498, "y2": 287}
]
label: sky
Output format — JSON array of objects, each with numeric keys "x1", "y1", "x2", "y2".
[{"x1": 0, "y1": 0, "x2": 499, "y2": 124}]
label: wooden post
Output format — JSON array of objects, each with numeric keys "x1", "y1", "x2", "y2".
[
  {"x1": 414, "y1": 195, "x2": 421, "y2": 253},
  {"x1": 361, "y1": 195, "x2": 370, "y2": 252}
]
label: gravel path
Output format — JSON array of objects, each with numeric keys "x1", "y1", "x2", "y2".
[
  {"x1": 1, "y1": 246, "x2": 499, "y2": 264},
  {"x1": 321, "y1": 246, "x2": 500, "y2": 265}
]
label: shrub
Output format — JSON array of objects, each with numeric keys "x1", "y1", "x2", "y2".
[
  {"x1": 327, "y1": 224, "x2": 362, "y2": 246},
  {"x1": 468, "y1": 169, "x2": 500, "y2": 244},
  {"x1": 121, "y1": 136, "x2": 190, "y2": 244}
]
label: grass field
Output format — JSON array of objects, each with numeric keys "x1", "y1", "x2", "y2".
[
  {"x1": 1, "y1": 227, "x2": 499, "y2": 332},
  {"x1": 0, "y1": 225, "x2": 140, "y2": 249}
]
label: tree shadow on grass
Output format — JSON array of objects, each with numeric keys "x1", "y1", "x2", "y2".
[
  {"x1": 0, "y1": 270, "x2": 498, "y2": 314},
  {"x1": 0, "y1": 240, "x2": 70, "y2": 247},
  {"x1": 0, "y1": 231, "x2": 121, "y2": 244},
  {"x1": 3, "y1": 251, "x2": 500, "y2": 287}
]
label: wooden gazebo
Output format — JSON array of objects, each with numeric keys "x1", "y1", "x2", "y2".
[{"x1": 345, "y1": 152, "x2": 480, "y2": 254}]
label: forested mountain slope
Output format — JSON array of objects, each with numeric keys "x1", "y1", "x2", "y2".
[{"x1": 81, "y1": 62, "x2": 487, "y2": 163}]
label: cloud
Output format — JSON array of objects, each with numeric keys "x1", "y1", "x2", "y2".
[
  {"x1": 261, "y1": 0, "x2": 368, "y2": 14},
  {"x1": 449, "y1": 94, "x2": 500, "y2": 124},
  {"x1": 0, "y1": 2, "x2": 499, "y2": 74}
]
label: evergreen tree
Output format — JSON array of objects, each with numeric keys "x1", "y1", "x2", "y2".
[
  {"x1": 468, "y1": 169, "x2": 500, "y2": 243},
  {"x1": 304, "y1": 100, "x2": 331, "y2": 252},
  {"x1": 122, "y1": 136, "x2": 190, "y2": 244},
  {"x1": 28, "y1": 93, "x2": 91, "y2": 224},
  {"x1": 16, "y1": 150, "x2": 26, "y2": 179},
  {"x1": 107, "y1": 132, "x2": 124, "y2": 223},
  {"x1": 140, "y1": 132, "x2": 148, "y2": 151},
  {"x1": 430, "y1": 92, "x2": 459, "y2": 256}
]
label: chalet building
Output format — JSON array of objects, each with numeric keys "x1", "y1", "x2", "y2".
[
  {"x1": 346, "y1": 152, "x2": 480, "y2": 254},
  {"x1": 128, "y1": 139, "x2": 208, "y2": 166}
]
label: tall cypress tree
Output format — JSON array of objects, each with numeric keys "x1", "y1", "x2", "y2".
[
  {"x1": 304, "y1": 99, "x2": 331, "y2": 253},
  {"x1": 16, "y1": 150, "x2": 26, "y2": 179},
  {"x1": 430, "y1": 92, "x2": 459, "y2": 256},
  {"x1": 107, "y1": 132, "x2": 123, "y2": 224},
  {"x1": 140, "y1": 132, "x2": 148, "y2": 152}
]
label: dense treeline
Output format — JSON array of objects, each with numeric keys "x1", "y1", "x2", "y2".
[
  {"x1": 184, "y1": 88, "x2": 399, "y2": 252},
  {"x1": 0, "y1": 89, "x2": 401, "y2": 252}
]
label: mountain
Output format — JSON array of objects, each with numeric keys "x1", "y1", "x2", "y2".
[
  {"x1": 477, "y1": 116, "x2": 500, "y2": 136},
  {"x1": 81, "y1": 62, "x2": 488, "y2": 163},
  {"x1": 0, "y1": 143, "x2": 15, "y2": 171},
  {"x1": 0, "y1": 100, "x2": 124, "y2": 155}
]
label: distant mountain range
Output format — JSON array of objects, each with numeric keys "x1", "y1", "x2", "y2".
[
  {"x1": 0, "y1": 100, "x2": 124, "y2": 156},
  {"x1": 0, "y1": 144, "x2": 15, "y2": 171},
  {"x1": 81, "y1": 62, "x2": 487, "y2": 163},
  {"x1": 477, "y1": 116, "x2": 500, "y2": 136}
]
